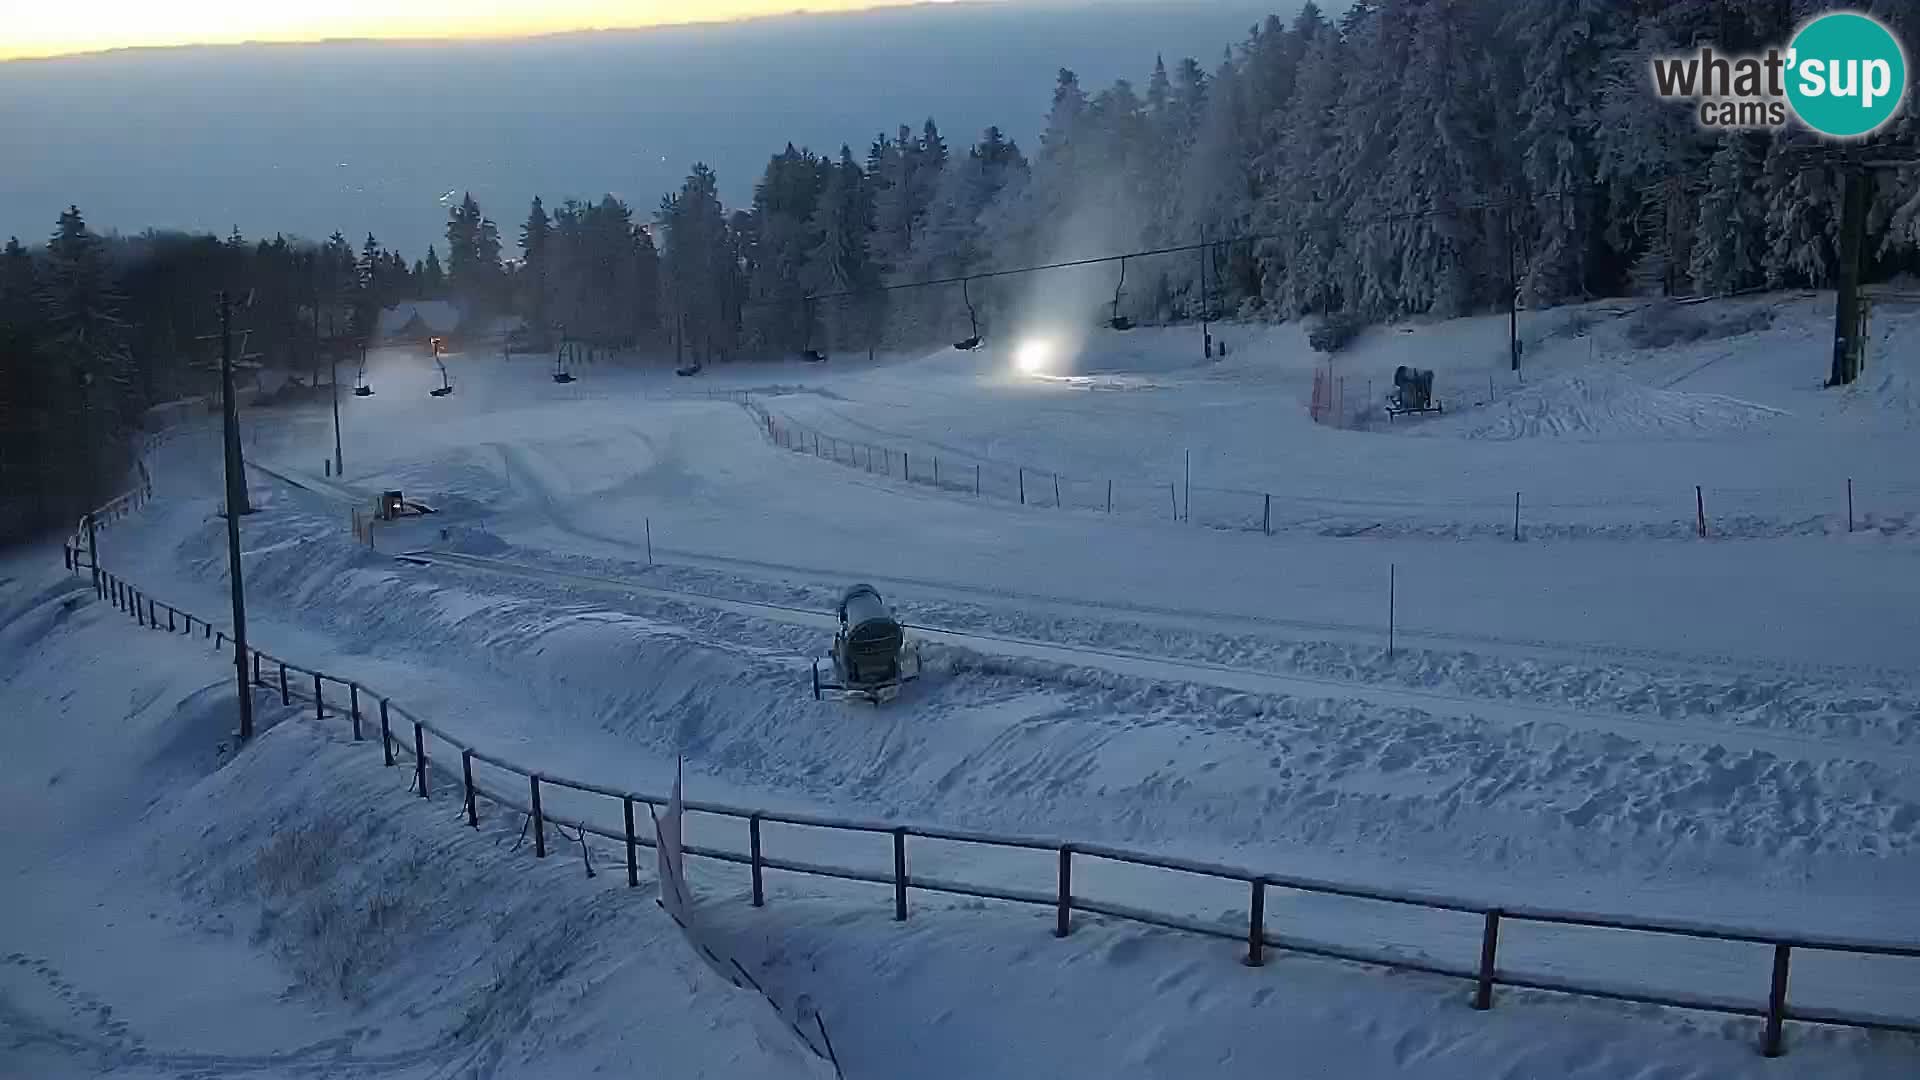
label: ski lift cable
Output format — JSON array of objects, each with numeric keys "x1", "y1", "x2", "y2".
[{"x1": 751, "y1": 184, "x2": 1603, "y2": 313}]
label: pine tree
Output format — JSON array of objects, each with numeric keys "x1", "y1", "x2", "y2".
[
  {"x1": 1690, "y1": 136, "x2": 1768, "y2": 296},
  {"x1": 520, "y1": 196, "x2": 553, "y2": 338},
  {"x1": 657, "y1": 164, "x2": 737, "y2": 362},
  {"x1": 443, "y1": 193, "x2": 501, "y2": 316},
  {"x1": 805, "y1": 147, "x2": 880, "y2": 349},
  {"x1": 872, "y1": 125, "x2": 920, "y2": 274},
  {"x1": 38, "y1": 206, "x2": 129, "y2": 502},
  {"x1": 0, "y1": 236, "x2": 35, "y2": 330},
  {"x1": 39, "y1": 206, "x2": 127, "y2": 386},
  {"x1": 422, "y1": 246, "x2": 445, "y2": 297},
  {"x1": 353, "y1": 233, "x2": 384, "y2": 338},
  {"x1": 1507, "y1": 0, "x2": 1628, "y2": 304}
]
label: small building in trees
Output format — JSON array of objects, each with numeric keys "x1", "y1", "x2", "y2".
[{"x1": 375, "y1": 300, "x2": 463, "y2": 344}]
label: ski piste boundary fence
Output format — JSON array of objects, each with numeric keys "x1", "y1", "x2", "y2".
[
  {"x1": 62, "y1": 461, "x2": 1920, "y2": 1061},
  {"x1": 727, "y1": 394, "x2": 1907, "y2": 543}
]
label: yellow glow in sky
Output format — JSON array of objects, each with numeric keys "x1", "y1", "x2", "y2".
[{"x1": 2, "y1": 1, "x2": 927, "y2": 61}]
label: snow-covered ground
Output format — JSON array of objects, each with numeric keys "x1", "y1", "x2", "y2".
[
  {"x1": 0, "y1": 557, "x2": 835, "y2": 1079},
  {"x1": 7, "y1": 290, "x2": 1920, "y2": 1075}
]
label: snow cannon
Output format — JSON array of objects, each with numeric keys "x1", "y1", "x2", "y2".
[
  {"x1": 375, "y1": 490, "x2": 436, "y2": 522},
  {"x1": 1387, "y1": 366, "x2": 1442, "y2": 420},
  {"x1": 812, "y1": 584, "x2": 922, "y2": 705}
]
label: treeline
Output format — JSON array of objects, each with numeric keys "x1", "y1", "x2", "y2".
[
  {"x1": 10, "y1": 1, "x2": 1920, "y2": 539},
  {"x1": 0, "y1": 207, "x2": 449, "y2": 541},
  {"x1": 637, "y1": 0, "x2": 1920, "y2": 352}
]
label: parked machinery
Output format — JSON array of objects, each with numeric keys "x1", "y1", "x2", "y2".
[
  {"x1": 1387, "y1": 365, "x2": 1442, "y2": 419},
  {"x1": 813, "y1": 584, "x2": 922, "y2": 704}
]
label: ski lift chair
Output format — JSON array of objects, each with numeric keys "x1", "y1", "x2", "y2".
[
  {"x1": 954, "y1": 277, "x2": 985, "y2": 351},
  {"x1": 1108, "y1": 258, "x2": 1134, "y2": 331}
]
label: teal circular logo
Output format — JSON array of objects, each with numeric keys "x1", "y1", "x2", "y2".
[{"x1": 1786, "y1": 13, "x2": 1908, "y2": 138}]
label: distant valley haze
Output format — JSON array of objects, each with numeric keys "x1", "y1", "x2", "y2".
[{"x1": 0, "y1": 0, "x2": 1296, "y2": 260}]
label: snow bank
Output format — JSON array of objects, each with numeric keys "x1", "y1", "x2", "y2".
[
  {"x1": 1418, "y1": 371, "x2": 1786, "y2": 441},
  {"x1": 0, "y1": 562, "x2": 833, "y2": 1080},
  {"x1": 707, "y1": 893, "x2": 1920, "y2": 1080}
]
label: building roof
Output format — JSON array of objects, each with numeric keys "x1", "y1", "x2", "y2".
[{"x1": 376, "y1": 300, "x2": 462, "y2": 339}]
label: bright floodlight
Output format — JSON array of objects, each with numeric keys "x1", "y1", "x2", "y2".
[{"x1": 1015, "y1": 339, "x2": 1053, "y2": 375}]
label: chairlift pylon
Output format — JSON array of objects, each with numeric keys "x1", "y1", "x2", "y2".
[
  {"x1": 954, "y1": 277, "x2": 984, "y2": 351},
  {"x1": 798, "y1": 296, "x2": 828, "y2": 362},
  {"x1": 352, "y1": 352, "x2": 373, "y2": 397},
  {"x1": 429, "y1": 356, "x2": 453, "y2": 397}
]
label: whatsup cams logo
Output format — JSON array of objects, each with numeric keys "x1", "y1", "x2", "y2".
[{"x1": 1651, "y1": 11, "x2": 1908, "y2": 138}]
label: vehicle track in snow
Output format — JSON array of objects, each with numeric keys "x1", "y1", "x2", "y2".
[
  {"x1": 396, "y1": 547, "x2": 1920, "y2": 768},
  {"x1": 248, "y1": 451, "x2": 1918, "y2": 741}
]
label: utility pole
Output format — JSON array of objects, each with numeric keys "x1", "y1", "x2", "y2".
[
  {"x1": 1778, "y1": 146, "x2": 1918, "y2": 388},
  {"x1": 1199, "y1": 233, "x2": 1212, "y2": 359},
  {"x1": 330, "y1": 342, "x2": 344, "y2": 476},
  {"x1": 1829, "y1": 163, "x2": 1871, "y2": 387},
  {"x1": 218, "y1": 290, "x2": 255, "y2": 741}
]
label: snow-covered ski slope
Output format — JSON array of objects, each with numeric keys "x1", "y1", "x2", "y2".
[
  {"x1": 0, "y1": 558, "x2": 835, "y2": 1080},
  {"x1": 10, "y1": 289, "x2": 1920, "y2": 1075}
]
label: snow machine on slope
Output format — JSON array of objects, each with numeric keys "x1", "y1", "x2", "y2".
[
  {"x1": 812, "y1": 584, "x2": 922, "y2": 705},
  {"x1": 1386, "y1": 365, "x2": 1442, "y2": 420}
]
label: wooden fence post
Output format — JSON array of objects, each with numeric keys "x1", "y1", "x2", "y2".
[
  {"x1": 1245, "y1": 879, "x2": 1266, "y2": 967},
  {"x1": 462, "y1": 749, "x2": 477, "y2": 826},
  {"x1": 623, "y1": 797, "x2": 638, "y2": 887},
  {"x1": 251, "y1": 649, "x2": 261, "y2": 686},
  {"x1": 934, "y1": 457, "x2": 940, "y2": 488},
  {"x1": 279, "y1": 663, "x2": 289, "y2": 705},
  {"x1": 531, "y1": 775, "x2": 547, "y2": 857},
  {"x1": 1763, "y1": 944, "x2": 1792, "y2": 1057},
  {"x1": 645, "y1": 518, "x2": 653, "y2": 567},
  {"x1": 1054, "y1": 473, "x2": 1061, "y2": 507},
  {"x1": 1473, "y1": 910, "x2": 1501, "y2": 1010},
  {"x1": 892, "y1": 828, "x2": 909, "y2": 921},
  {"x1": 1696, "y1": 485, "x2": 1707, "y2": 538},
  {"x1": 1018, "y1": 468, "x2": 1025, "y2": 504},
  {"x1": 381, "y1": 700, "x2": 394, "y2": 766},
  {"x1": 1055, "y1": 846, "x2": 1072, "y2": 938},
  {"x1": 313, "y1": 673, "x2": 324, "y2": 720},
  {"x1": 1263, "y1": 494, "x2": 1271, "y2": 536},
  {"x1": 1107, "y1": 479, "x2": 1113, "y2": 514},
  {"x1": 1847, "y1": 478, "x2": 1854, "y2": 533},
  {"x1": 1388, "y1": 564, "x2": 1397, "y2": 660},
  {"x1": 412, "y1": 722, "x2": 428, "y2": 797},
  {"x1": 1514, "y1": 492, "x2": 1521, "y2": 542},
  {"x1": 349, "y1": 684, "x2": 362, "y2": 740},
  {"x1": 750, "y1": 814, "x2": 765, "y2": 907}
]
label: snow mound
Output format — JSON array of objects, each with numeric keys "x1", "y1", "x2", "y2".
[{"x1": 1426, "y1": 371, "x2": 1786, "y2": 440}]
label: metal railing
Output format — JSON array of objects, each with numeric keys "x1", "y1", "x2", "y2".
[{"x1": 73, "y1": 545, "x2": 1920, "y2": 1059}]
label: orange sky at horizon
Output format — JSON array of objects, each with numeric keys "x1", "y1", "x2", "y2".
[{"x1": 2, "y1": 1, "x2": 958, "y2": 61}]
